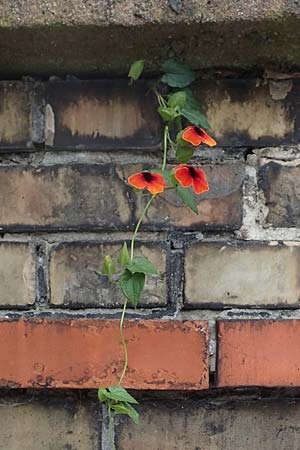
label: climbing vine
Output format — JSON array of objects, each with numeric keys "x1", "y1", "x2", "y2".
[{"x1": 98, "y1": 58, "x2": 216, "y2": 449}]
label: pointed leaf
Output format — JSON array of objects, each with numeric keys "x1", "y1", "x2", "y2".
[
  {"x1": 107, "y1": 386, "x2": 138, "y2": 404},
  {"x1": 175, "y1": 144, "x2": 194, "y2": 163},
  {"x1": 101, "y1": 255, "x2": 116, "y2": 277},
  {"x1": 128, "y1": 60, "x2": 144, "y2": 81},
  {"x1": 168, "y1": 91, "x2": 186, "y2": 108},
  {"x1": 98, "y1": 387, "x2": 109, "y2": 403},
  {"x1": 120, "y1": 270, "x2": 145, "y2": 307},
  {"x1": 111, "y1": 402, "x2": 140, "y2": 425},
  {"x1": 117, "y1": 243, "x2": 130, "y2": 267},
  {"x1": 176, "y1": 185, "x2": 198, "y2": 215},
  {"x1": 126, "y1": 256, "x2": 158, "y2": 275},
  {"x1": 181, "y1": 89, "x2": 210, "y2": 128},
  {"x1": 158, "y1": 106, "x2": 179, "y2": 122},
  {"x1": 161, "y1": 59, "x2": 196, "y2": 88}
]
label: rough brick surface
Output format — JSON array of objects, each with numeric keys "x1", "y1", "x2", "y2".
[
  {"x1": 195, "y1": 79, "x2": 300, "y2": 147},
  {"x1": 217, "y1": 320, "x2": 300, "y2": 387},
  {"x1": 0, "y1": 394, "x2": 99, "y2": 450},
  {"x1": 259, "y1": 161, "x2": 300, "y2": 227},
  {"x1": 0, "y1": 164, "x2": 131, "y2": 231},
  {"x1": 0, "y1": 82, "x2": 36, "y2": 150},
  {"x1": 0, "y1": 319, "x2": 208, "y2": 390},
  {"x1": 0, "y1": 243, "x2": 35, "y2": 307},
  {"x1": 130, "y1": 162, "x2": 245, "y2": 230},
  {"x1": 116, "y1": 397, "x2": 300, "y2": 450},
  {"x1": 185, "y1": 242, "x2": 300, "y2": 307},
  {"x1": 46, "y1": 80, "x2": 161, "y2": 150},
  {"x1": 49, "y1": 241, "x2": 167, "y2": 307}
]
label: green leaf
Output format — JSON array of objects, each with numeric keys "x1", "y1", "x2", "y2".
[
  {"x1": 181, "y1": 108, "x2": 210, "y2": 129},
  {"x1": 101, "y1": 255, "x2": 116, "y2": 277},
  {"x1": 176, "y1": 185, "x2": 198, "y2": 215},
  {"x1": 120, "y1": 270, "x2": 145, "y2": 307},
  {"x1": 98, "y1": 387, "x2": 109, "y2": 403},
  {"x1": 106, "y1": 386, "x2": 138, "y2": 404},
  {"x1": 128, "y1": 60, "x2": 144, "y2": 81},
  {"x1": 126, "y1": 256, "x2": 158, "y2": 275},
  {"x1": 161, "y1": 59, "x2": 196, "y2": 88},
  {"x1": 157, "y1": 106, "x2": 178, "y2": 122},
  {"x1": 181, "y1": 90, "x2": 210, "y2": 129},
  {"x1": 117, "y1": 242, "x2": 130, "y2": 267},
  {"x1": 168, "y1": 91, "x2": 186, "y2": 108},
  {"x1": 175, "y1": 145, "x2": 194, "y2": 164},
  {"x1": 111, "y1": 402, "x2": 140, "y2": 425}
]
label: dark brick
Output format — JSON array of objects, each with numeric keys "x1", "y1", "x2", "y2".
[
  {"x1": 130, "y1": 162, "x2": 245, "y2": 230},
  {"x1": 0, "y1": 82, "x2": 40, "y2": 150},
  {"x1": 258, "y1": 161, "x2": 300, "y2": 227},
  {"x1": 49, "y1": 241, "x2": 167, "y2": 308},
  {"x1": 0, "y1": 164, "x2": 131, "y2": 231},
  {"x1": 116, "y1": 397, "x2": 300, "y2": 450},
  {"x1": 46, "y1": 80, "x2": 162, "y2": 150},
  {"x1": 194, "y1": 78, "x2": 300, "y2": 147},
  {"x1": 0, "y1": 393, "x2": 99, "y2": 450}
]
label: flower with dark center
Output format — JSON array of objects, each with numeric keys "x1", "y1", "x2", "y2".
[
  {"x1": 174, "y1": 165, "x2": 209, "y2": 194},
  {"x1": 128, "y1": 171, "x2": 167, "y2": 194},
  {"x1": 182, "y1": 126, "x2": 216, "y2": 147}
]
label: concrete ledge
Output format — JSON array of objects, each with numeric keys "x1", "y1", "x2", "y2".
[{"x1": 1, "y1": 1, "x2": 300, "y2": 76}]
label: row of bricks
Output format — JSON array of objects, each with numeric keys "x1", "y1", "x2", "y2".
[
  {"x1": 1, "y1": 79, "x2": 300, "y2": 150},
  {"x1": 0, "y1": 161, "x2": 297, "y2": 230},
  {"x1": 0, "y1": 318, "x2": 299, "y2": 389},
  {"x1": 3, "y1": 240, "x2": 300, "y2": 308}
]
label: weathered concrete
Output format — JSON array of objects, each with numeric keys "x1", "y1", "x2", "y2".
[{"x1": 1, "y1": 1, "x2": 300, "y2": 76}]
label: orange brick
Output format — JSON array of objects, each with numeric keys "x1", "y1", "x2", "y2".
[
  {"x1": 0, "y1": 319, "x2": 208, "y2": 390},
  {"x1": 217, "y1": 320, "x2": 300, "y2": 387}
]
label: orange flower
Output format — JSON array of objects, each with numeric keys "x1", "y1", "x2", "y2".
[
  {"x1": 128, "y1": 171, "x2": 167, "y2": 195},
  {"x1": 182, "y1": 126, "x2": 216, "y2": 147},
  {"x1": 174, "y1": 165, "x2": 209, "y2": 194}
]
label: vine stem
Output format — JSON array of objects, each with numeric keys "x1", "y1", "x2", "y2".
[
  {"x1": 118, "y1": 124, "x2": 169, "y2": 389},
  {"x1": 118, "y1": 298, "x2": 128, "y2": 386}
]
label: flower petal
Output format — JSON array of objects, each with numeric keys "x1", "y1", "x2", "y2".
[
  {"x1": 128, "y1": 172, "x2": 147, "y2": 190},
  {"x1": 150, "y1": 173, "x2": 167, "y2": 187},
  {"x1": 182, "y1": 126, "x2": 202, "y2": 146},
  {"x1": 192, "y1": 169, "x2": 209, "y2": 194},
  {"x1": 174, "y1": 165, "x2": 193, "y2": 187},
  {"x1": 198, "y1": 128, "x2": 217, "y2": 147},
  {"x1": 146, "y1": 182, "x2": 166, "y2": 195}
]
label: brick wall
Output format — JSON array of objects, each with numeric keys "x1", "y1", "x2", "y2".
[{"x1": 1, "y1": 77, "x2": 300, "y2": 449}]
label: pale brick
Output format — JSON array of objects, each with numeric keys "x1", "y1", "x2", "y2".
[
  {"x1": 0, "y1": 243, "x2": 35, "y2": 307},
  {"x1": 116, "y1": 397, "x2": 300, "y2": 450},
  {"x1": 185, "y1": 242, "x2": 300, "y2": 307},
  {"x1": 0, "y1": 394, "x2": 99, "y2": 450},
  {"x1": 0, "y1": 164, "x2": 131, "y2": 231},
  {"x1": 49, "y1": 241, "x2": 167, "y2": 307}
]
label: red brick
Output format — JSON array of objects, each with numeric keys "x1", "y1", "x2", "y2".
[
  {"x1": 0, "y1": 319, "x2": 208, "y2": 390},
  {"x1": 217, "y1": 320, "x2": 300, "y2": 387}
]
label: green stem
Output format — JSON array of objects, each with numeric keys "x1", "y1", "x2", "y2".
[
  {"x1": 130, "y1": 195, "x2": 155, "y2": 261},
  {"x1": 162, "y1": 125, "x2": 168, "y2": 171},
  {"x1": 118, "y1": 298, "x2": 128, "y2": 386},
  {"x1": 108, "y1": 405, "x2": 116, "y2": 450}
]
